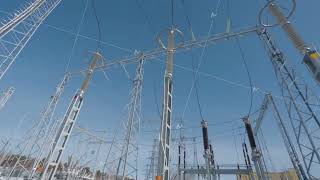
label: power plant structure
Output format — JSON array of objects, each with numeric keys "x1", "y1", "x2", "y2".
[{"x1": 0, "y1": 0, "x2": 319, "y2": 180}]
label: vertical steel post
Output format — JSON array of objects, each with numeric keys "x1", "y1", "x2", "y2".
[
  {"x1": 267, "y1": 94, "x2": 308, "y2": 180},
  {"x1": 40, "y1": 52, "x2": 101, "y2": 180},
  {"x1": 157, "y1": 30, "x2": 174, "y2": 180}
]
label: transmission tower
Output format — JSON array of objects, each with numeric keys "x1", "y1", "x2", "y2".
[
  {"x1": 258, "y1": 28, "x2": 320, "y2": 179},
  {"x1": 40, "y1": 52, "x2": 101, "y2": 180},
  {"x1": 0, "y1": 0, "x2": 62, "y2": 80},
  {"x1": 254, "y1": 94, "x2": 308, "y2": 180},
  {"x1": 116, "y1": 56, "x2": 145, "y2": 180},
  {"x1": 145, "y1": 139, "x2": 158, "y2": 180},
  {"x1": 6, "y1": 74, "x2": 69, "y2": 178},
  {"x1": 0, "y1": 86, "x2": 14, "y2": 111},
  {"x1": 157, "y1": 29, "x2": 175, "y2": 180}
]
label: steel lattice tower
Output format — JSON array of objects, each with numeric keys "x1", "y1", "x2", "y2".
[
  {"x1": 116, "y1": 57, "x2": 145, "y2": 180},
  {"x1": 145, "y1": 139, "x2": 158, "y2": 180},
  {"x1": 6, "y1": 74, "x2": 69, "y2": 178},
  {"x1": 0, "y1": 86, "x2": 14, "y2": 111},
  {"x1": 40, "y1": 52, "x2": 101, "y2": 180},
  {"x1": 259, "y1": 29, "x2": 320, "y2": 179},
  {"x1": 0, "y1": 0, "x2": 62, "y2": 80},
  {"x1": 254, "y1": 94, "x2": 308, "y2": 180}
]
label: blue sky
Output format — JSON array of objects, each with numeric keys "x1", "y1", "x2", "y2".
[{"x1": 1, "y1": 0, "x2": 320, "y2": 179}]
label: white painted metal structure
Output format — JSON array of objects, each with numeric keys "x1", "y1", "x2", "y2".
[
  {"x1": 0, "y1": 0, "x2": 62, "y2": 80},
  {"x1": 259, "y1": 29, "x2": 320, "y2": 179},
  {"x1": 157, "y1": 29, "x2": 174, "y2": 180},
  {"x1": 40, "y1": 52, "x2": 101, "y2": 180},
  {"x1": 0, "y1": 86, "x2": 14, "y2": 111},
  {"x1": 5, "y1": 74, "x2": 69, "y2": 179},
  {"x1": 254, "y1": 94, "x2": 308, "y2": 180},
  {"x1": 116, "y1": 56, "x2": 145, "y2": 180}
]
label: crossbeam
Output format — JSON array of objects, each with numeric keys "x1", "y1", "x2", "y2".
[
  {"x1": 182, "y1": 164, "x2": 252, "y2": 175},
  {"x1": 72, "y1": 26, "x2": 258, "y2": 76}
]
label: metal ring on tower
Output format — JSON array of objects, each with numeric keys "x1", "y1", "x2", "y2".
[
  {"x1": 258, "y1": 0, "x2": 296, "y2": 27},
  {"x1": 156, "y1": 27, "x2": 184, "y2": 50}
]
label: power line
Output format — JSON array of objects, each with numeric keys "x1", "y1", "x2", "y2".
[
  {"x1": 171, "y1": 0, "x2": 174, "y2": 28},
  {"x1": 92, "y1": 0, "x2": 102, "y2": 51},
  {"x1": 236, "y1": 38, "x2": 254, "y2": 117},
  {"x1": 0, "y1": 9, "x2": 134, "y2": 53},
  {"x1": 191, "y1": 52, "x2": 204, "y2": 121},
  {"x1": 181, "y1": 0, "x2": 222, "y2": 120},
  {"x1": 134, "y1": 0, "x2": 156, "y2": 35},
  {"x1": 64, "y1": 0, "x2": 89, "y2": 73}
]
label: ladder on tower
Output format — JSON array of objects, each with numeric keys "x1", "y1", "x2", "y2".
[{"x1": 40, "y1": 52, "x2": 101, "y2": 180}]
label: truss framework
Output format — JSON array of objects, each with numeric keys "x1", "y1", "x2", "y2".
[
  {"x1": 258, "y1": 28, "x2": 320, "y2": 179},
  {"x1": 116, "y1": 57, "x2": 145, "y2": 180},
  {"x1": 0, "y1": 86, "x2": 14, "y2": 111},
  {"x1": 5, "y1": 74, "x2": 69, "y2": 178},
  {"x1": 254, "y1": 94, "x2": 308, "y2": 180},
  {"x1": 0, "y1": 0, "x2": 62, "y2": 80}
]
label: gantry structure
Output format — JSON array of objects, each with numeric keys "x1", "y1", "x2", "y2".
[
  {"x1": 1, "y1": 0, "x2": 320, "y2": 180},
  {"x1": 116, "y1": 56, "x2": 145, "y2": 180}
]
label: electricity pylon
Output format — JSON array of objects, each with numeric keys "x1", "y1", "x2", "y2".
[
  {"x1": 6, "y1": 74, "x2": 69, "y2": 179},
  {"x1": 0, "y1": 87, "x2": 14, "y2": 111},
  {"x1": 40, "y1": 52, "x2": 101, "y2": 180},
  {"x1": 157, "y1": 29, "x2": 175, "y2": 180},
  {"x1": 29, "y1": 73, "x2": 70, "y2": 178},
  {"x1": 116, "y1": 56, "x2": 145, "y2": 180},
  {"x1": 259, "y1": 28, "x2": 320, "y2": 179},
  {"x1": 254, "y1": 94, "x2": 308, "y2": 180},
  {"x1": 145, "y1": 139, "x2": 158, "y2": 180},
  {"x1": 0, "y1": 0, "x2": 62, "y2": 80}
]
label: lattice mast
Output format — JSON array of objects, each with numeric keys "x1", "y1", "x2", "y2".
[
  {"x1": 258, "y1": 29, "x2": 320, "y2": 179},
  {"x1": 116, "y1": 57, "x2": 145, "y2": 180},
  {"x1": 0, "y1": 87, "x2": 14, "y2": 111},
  {"x1": 6, "y1": 74, "x2": 69, "y2": 178},
  {"x1": 40, "y1": 52, "x2": 101, "y2": 180},
  {"x1": 267, "y1": 94, "x2": 308, "y2": 180},
  {"x1": 0, "y1": 0, "x2": 62, "y2": 80},
  {"x1": 145, "y1": 139, "x2": 158, "y2": 180},
  {"x1": 157, "y1": 29, "x2": 174, "y2": 180},
  {"x1": 29, "y1": 74, "x2": 70, "y2": 178}
]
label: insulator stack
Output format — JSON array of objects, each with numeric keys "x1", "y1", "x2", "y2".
[
  {"x1": 268, "y1": 3, "x2": 306, "y2": 54},
  {"x1": 178, "y1": 145, "x2": 181, "y2": 165},
  {"x1": 242, "y1": 142, "x2": 251, "y2": 167},
  {"x1": 209, "y1": 144, "x2": 215, "y2": 165},
  {"x1": 243, "y1": 118, "x2": 257, "y2": 149},
  {"x1": 201, "y1": 120, "x2": 209, "y2": 151}
]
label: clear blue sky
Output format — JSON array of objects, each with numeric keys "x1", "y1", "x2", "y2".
[{"x1": 1, "y1": 0, "x2": 320, "y2": 179}]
